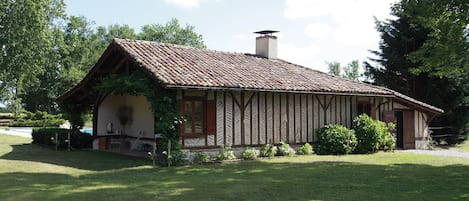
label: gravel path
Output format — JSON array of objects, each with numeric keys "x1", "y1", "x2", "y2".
[{"x1": 401, "y1": 149, "x2": 469, "y2": 159}]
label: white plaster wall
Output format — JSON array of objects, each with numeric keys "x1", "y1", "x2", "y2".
[{"x1": 97, "y1": 95, "x2": 154, "y2": 139}]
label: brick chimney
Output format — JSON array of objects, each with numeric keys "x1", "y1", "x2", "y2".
[{"x1": 254, "y1": 30, "x2": 278, "y2": 59}]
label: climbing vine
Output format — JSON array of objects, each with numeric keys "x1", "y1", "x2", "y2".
[
  {"x1": 60, "y1": 101, "x2": 90, "y2": 132},
  {"x1": 96, "y1": 70, "x2": 182, "y2": 151}
]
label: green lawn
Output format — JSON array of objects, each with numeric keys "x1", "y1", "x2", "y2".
[
  {"x1": 451, "y1": 141, "x2": 469, "y2": 152},
  {"x1": 1, "y1": 135, "x2": 469, "y2": 201},
  {"x1": 435, "y1": 140, "x2": 469, "y2": 152}
]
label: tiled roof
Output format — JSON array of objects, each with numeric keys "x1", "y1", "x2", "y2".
[
  {"x1": 60, "y1": 38, "x2": 443, "y2": 114},
  {"x1": 113, "y1": 39, "x2": 443, "y2": 113},
  {"x1": 115, "y1": 39, "x2": 389, "y2": 95}
]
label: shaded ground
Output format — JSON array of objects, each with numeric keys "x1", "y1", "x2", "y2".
[{"x1": 1, "y1": 135, "x2": 469, "y2": 201}]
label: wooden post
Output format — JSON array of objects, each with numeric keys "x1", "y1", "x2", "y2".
[
  {"x1": 152, "y1": 137, "x2": 157, "y2": 167},
  {"x1": 168, "y1": 139, "x2": 171, "y2": 167},
  {"x1": 55, "y1": 132, "x2": 58, "y2": 151},
  {"x1": 68, "y1": 129, "x2": 71, "y2": 152}
]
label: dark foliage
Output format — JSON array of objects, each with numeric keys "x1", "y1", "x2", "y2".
[
  {"x1": 365, "y1": 0, "x2": 469, "y2": 143},
  {"x1": 32, "y1": 128, "x2": 92, "y2": 149}
]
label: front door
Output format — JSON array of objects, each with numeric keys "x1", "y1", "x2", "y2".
[
  {"x1": 402, "y1": 110, "x2": 415, "y2": 149},
  {"x1": 395, "y1": 110, "x2": 415, "y2": 149},
  {"x1": 395, "y1": 111, "x2": 404, "y2": 148}
]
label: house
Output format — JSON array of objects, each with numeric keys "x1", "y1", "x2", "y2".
[{"x1": 58, "y1": 31, "x2": 443, "y2": 153}]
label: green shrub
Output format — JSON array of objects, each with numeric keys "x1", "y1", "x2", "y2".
[
  {"x1": 216, "y1": 145, "x2": 236, "y2": 161},
  {"x1": 31, "y1": 128, "x2": 92, "y2": 149},
  {"x1": 353, "y1": 114, "x2": 395, "y2": 153},
  {"x1": 259, "y1": 144, "x2": 277, "y2": 157},
  {"x1": 315, "y1": 124, "x2": 357, "y2": 155},
  {"x1": 298, "y1": 143, "x2": 313, "y2": 155},
  {"x1": 195, "y1": 151, "x2": 211, "y2": 163},
  {"x1": 9, "y1": 111, "x2": 65, "y2": 127},
  {"x1": 169, "y1": 150, "x2": 190, "y2": 165},
  {"x1": 277, "y1": 141, "x2": 295, "y2": 156},
  {"x1": 242, "y1": 147, "x2": 259, "y2": 160}
]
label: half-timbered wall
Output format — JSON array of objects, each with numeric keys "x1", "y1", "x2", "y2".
[
  {"x1": 414, "y1": 110, "x2": 428, "y2": 149},
  {"x1": 177, "y1": 89, "x2": 432, "y2": 149},
  {"x1": 379, "y1": 99, "x2": 430, "y2": 149},
  {"x1": 180, "y1": 90, "x2": 361, "y2": 148}
]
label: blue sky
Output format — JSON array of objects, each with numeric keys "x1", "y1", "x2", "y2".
[{"x1": 64, "y1": 0, "x2": 396, "y2": 72}]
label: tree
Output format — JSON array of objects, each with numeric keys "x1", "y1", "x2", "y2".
[
  {"x1": 327, "y1": 61, "x2": 341, "y2": 76},
  {"x1": 139, "y1": 18, "x2": 206, "y2": 48},
  {"x1": 366, "y1": 0, "x2": 469, "y2": 142},
  {"x1": 1, "y1": 3, "x2": 206, "y2": 116},
  {"x1": 327, "y1": 60, "x2": 362, "y2": 81},
  {"x1": 0, "y1": 0, "x2": 65, "y2": 116},
  {"x1": 343, "y1": 60, "x2": 360, "y2": 81}
]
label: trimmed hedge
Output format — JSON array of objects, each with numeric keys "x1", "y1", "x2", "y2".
[
  {"x1": 32, "y1": 128, "x2": 92, "y2": 149},
  {"x1": 315, "y1": 124, "x2": 357, "y2": 155},
  {"x1": 9, "y1": 111, "x2": 65, "y2": 127}
]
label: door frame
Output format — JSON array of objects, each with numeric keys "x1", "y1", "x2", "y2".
[{"x1": 394, "y1": 109, "x2": 415, "y2": 149}]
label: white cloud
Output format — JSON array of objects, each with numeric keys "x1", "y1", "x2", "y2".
[
  {"x1": 284, "y1": 0, "x2": 396, "y2": 47},
  {"x1": 232, "y1": 33, "x2": 247, "y2": 39},
  {"x1": 305, "y1": 22, "x2": 331, "y2": 39},
  {"x1": 163, "y1": 0, "x2": 202, "y2": 9},
  {"x1": 284, "y1": 0, "x2": 394, "y2": 21},
  {"x1": 278, "y1": 42, "x2": 321, "y2": 67}
]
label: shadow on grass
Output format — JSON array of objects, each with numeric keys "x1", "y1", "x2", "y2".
[
  {"x1": 0, "y1": 143, "x2": 150, "y2": 171},
  {"x1": 1, "y1": 160, "x2": 469, "y2": 201}
]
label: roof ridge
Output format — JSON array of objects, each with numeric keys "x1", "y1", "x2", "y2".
[{"x1": 113, "y1": 38, "x2": 256, "y2": 57}]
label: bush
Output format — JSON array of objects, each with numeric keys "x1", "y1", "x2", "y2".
[
  {"x1": 353, "y1": 114, "x2": 395, "y2": 153},
  {"x1": 9, "y1": 111, "x2": 65, "y2": 127},
  {"x1": 169, "y1": 150, "x2": 190, "y2": 166},
  {"x1": 216, "y1": 145, "x2": 236, "y2": 161},
  {"x1": 298, "y1": 143, "x2": 313, "y2": 155},
  {"x1": 259, "y1": 144, "x2": 277, "y2": 157},
  {"x1": 242, "y1": 147, "x2": 259, "y2": 160},
  {"x1": 31, "y1": 128, "x2": 92, "y2": 149},
  {"x1": 277, "y1": 141, "x2": 295, "y2": 156},
  {"x1": 315, "y1": 124, "x2": 357, "y2": 155},
  {"x1": 195, "y1": 151, "x2": 211, "y2": 163}
]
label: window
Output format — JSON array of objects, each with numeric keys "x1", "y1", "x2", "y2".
[
  {"x1": 180, "y1": 98, "x2": 216, "y2": 137},
  {"x1": 357, "y1": 102, "x2": 376, "y2": 119},
  {"x1": 357, "y1": 102, "x2": 371, "y2": 116}
]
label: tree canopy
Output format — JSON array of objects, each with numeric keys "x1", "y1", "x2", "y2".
[
  {"x1": 366, "y1": 0, "x2": 469, "y2": 143},
  {"x1": 327, "y1": 60, "x2": 362, "y2": 81},
  {"x1": 0, "y1": 0, "x2": 206, "y2": 115}
]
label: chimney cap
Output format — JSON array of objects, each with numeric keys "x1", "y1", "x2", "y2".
[{"x1": 254, "y1": 30, "x2": 279, "y2": 36}]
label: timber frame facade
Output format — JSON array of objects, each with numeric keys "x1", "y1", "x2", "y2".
[
  {"x1": 58, "y1": 39, "x2": 443, "y2": 151},
  {"x1": 177, "y1": 89, "x2": 434, "y2": 149}
]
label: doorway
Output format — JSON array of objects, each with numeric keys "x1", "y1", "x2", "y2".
[
  {"x1": 394, "y1": 110, "x2": 415, "y2": 149},
  {"x1": 395, "y1": 111, "x2": 404, "y2": 148}
]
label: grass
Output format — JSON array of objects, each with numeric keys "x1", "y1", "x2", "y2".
[
  {"x1": 434, "y1": 140, "x2": 469, "y2": 152},
  {"x1": 446, "y1": 141, "x2": 469, "y2": 152},
  {"x1": 1, "y1": 135, "x2": 469, "y2": 201}
]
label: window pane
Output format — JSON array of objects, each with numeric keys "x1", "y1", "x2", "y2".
[
  {"x1": 194, "y1": 101, "x2": 203, "y2": 133},
  {"x1": 184, "y1": 101, "x2": 192, "y2": 133}
]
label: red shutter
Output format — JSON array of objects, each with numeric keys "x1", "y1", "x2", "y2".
[
  {"x1": 370, "y1": 105, "x2": 377, "y2": 119},
  {"x1": 206, "y1": 100, "x2": 217, "y2": 135}
]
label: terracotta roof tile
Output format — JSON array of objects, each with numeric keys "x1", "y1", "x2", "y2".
[
  {"x1": 59, "y1": 38, "x2": 442, "y2": 114},
  {"x1": 114, "y1": 39, "x2": 390, "y2": 95}
]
